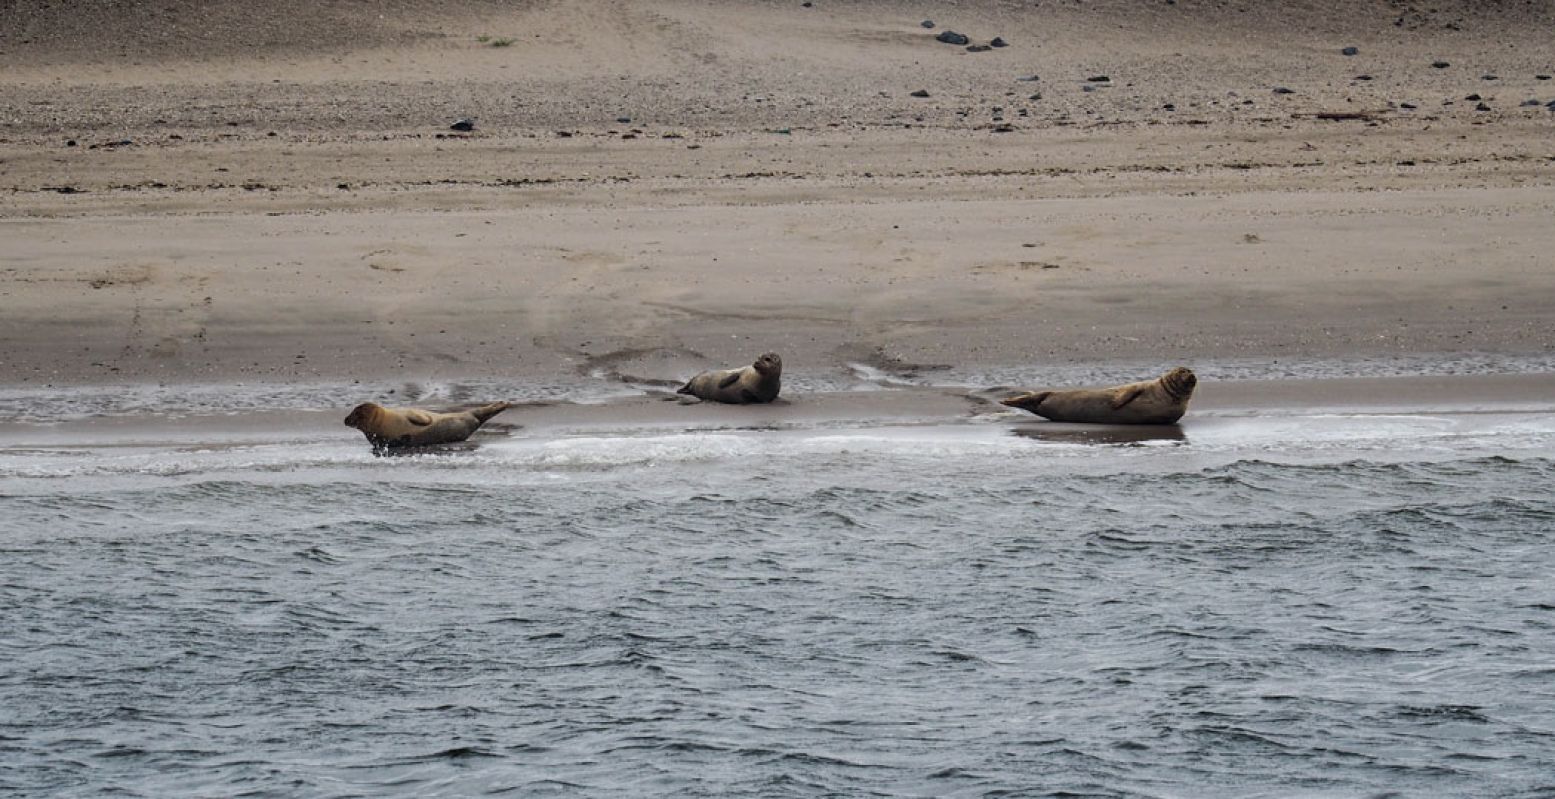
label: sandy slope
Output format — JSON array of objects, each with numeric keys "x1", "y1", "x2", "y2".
[{"x1": 2, "y1": 0, "x2": 1553, "y2": 387}]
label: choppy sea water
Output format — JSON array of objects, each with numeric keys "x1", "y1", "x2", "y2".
[{"x1": 4, "y1": 375, "x2": 1555, "y2": 797}]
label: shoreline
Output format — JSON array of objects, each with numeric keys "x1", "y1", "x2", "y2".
[{"x1": 3, "y1": 372, "x2": 1553, "y2": 445}]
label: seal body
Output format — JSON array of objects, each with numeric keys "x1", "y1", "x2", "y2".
[
  {"x1": 677, "y1": 352, "x2": 782, "y2": 404},
  {"x1": 1000, "y1": 367, "x2": 1197, "y2": 425},
  {"x1": 344, "y1": 401, "x2": 512, "y2": 450}
]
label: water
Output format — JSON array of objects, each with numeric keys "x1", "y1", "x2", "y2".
[{"x1": 4, "y1": 375, "x2": 1555, "y2": 797}]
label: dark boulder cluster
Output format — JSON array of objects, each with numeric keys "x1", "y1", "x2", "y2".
[{"x1": 932, "y1": 27, "x2": 1007, "y2": 52}]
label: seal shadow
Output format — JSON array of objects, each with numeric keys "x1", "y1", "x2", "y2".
[{"x1": 1009, "y1": 422, "x2": 1187, "y2": 445}]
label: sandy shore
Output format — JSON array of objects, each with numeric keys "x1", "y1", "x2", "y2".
[{"x1": 3, "y1": 0, "x2": 1553, "y2": 395}]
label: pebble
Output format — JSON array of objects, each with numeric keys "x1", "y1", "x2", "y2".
[
  {"x1": 1465, "y1": 93, "x2": 1481, "y2": 101},
  {"x1": 449, "y1": 118, "x2": 475, "y2": 132},
  {"x1": 1521, "y1": 99, "x2": 1542, "y2": 107},
  {"x1": 966, "y1": 44, "x2": 991, "y2": 52},
  {"x1": 921, "y1": 20, "x2": 935, "y2": 29},
  {"x1": 1354, "y1": 75, "x2": 1373, "y2": 81},
  {"x1": 616, "y1": 116, "x2": 632, "y2": 124},
  {"x1": 1087, "y1": 75, "x2": 1111, "y2": 83},
  {"x1": 1432, "y1": 61, "x2": 1450, "y2": 69},
  {"x1": 991, "y1": 37, "x2": 1008, "y2": 48},
  {"x1": 1342, "y1": 46, "x2": 1359, "y2": 56},
  {"x1": 1400, "y1": 102, "x2": 1418, "y2": 109},
  {"x1": 1475, "y1": 102, "x2": 1491, "y2": 112},
  {"x1": 936, "y1": 31, "x2": 969, "y2": 45},
  {"x1": 910, "y1": 89, "x2": 930, "y2": 98},
  {"x1": 1482, "y1": 74, "x2": 1499, "y2": 80},
  {"x1": 1539, "y1": 75, "x2": 1552, "y2": 81},
  {"x1": 1272, "y1": 87, "x2": 1295, "y2": 94}
]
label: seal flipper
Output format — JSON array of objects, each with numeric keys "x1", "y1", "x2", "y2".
[
  {"x1": 403, "y1": 409, "x2": 435, "y2": 426},
  {"x1": 718, "y1": 372, "x2": 742, "y2": 390},
  {"x1": 1000, "y1": 391, "x2": 1051, "y2": 413},
  {"x1": 1111, "y1": 386, "x2": 1145, "y2": 410},
  {"x1": 469, "y1": 401, "x2": 513, "y2": 423}
]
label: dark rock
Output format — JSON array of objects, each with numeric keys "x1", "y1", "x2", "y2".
[
  {"x1": 1029, "y1": 93, "x2": 1042, "y2": 101},
  {"x1": 337, "y1": 183, "x2": 351, "y2": 190},
  {"x1": 1162, "y1": 103, "x2": 1176, "y2": 111},
  {"x1": 1087, "y1": 75, "x2": 1110, "y2": 82},
  {"x1": 65, "y1": 139, "x2": 76, "y2": 147},
  {"x1": 1465, "y1": 93, "x2": 1481, "y2": 101},
  {"x1": 966, "y1": 44, "x2": 991, "y2": 52},
  {"x1": 1400, "y1": 102, "x2": 1417, "y2": 109},
  {"x1": 802, "y1": 1, "x2": 812, "y2": 6},
  {"x1": 1547, "y1": 100, "x2": 1555, "y2": 109},
  {"x1": 1355, "y1": 75, "x2": 1373, "y2": 81},
  {"x1": 921, "y1": 20, "x2": 935, "y2": 29},
  {"x1": 1082, "y1": 85, "x2": 1096, "y2": 93},
  {"x1": 1521, "y1": 99, "x2": 1542, "y2": 107},
  {"x1": 1475, "y1": 102, "x2": 1491, "y2": 112},
  {"x1": 910, "y1": 89, "x2": 930, "y2": 98},
  {"x1": 936, "y1": 30, "x2": 969, "y2": 45},
  {"x1": 616, "y1": 116, "x2": 632, "y2": 124},
  {"x1": 991, "y1": 37, "x2": 1008, "y2": 48},
  {"x1": 1341, "y1": 46, "x2": 1359, "y2": 56},
  {"x1": 1397, "y1": 160, "x2": 1415, "y2": 166},
  {"x1": 1539, "y1": 75, "x2": 1553, "y2": 81},
  {"x1": 1482, "y1": 74, "x2": 1499, "y2": 80},
  {"x1": 449, "y1": 118, "x2": 475, "y2": 132},
  {"x1": 1272, "y1": 86, "x2": 1295, "y2": 94},
  {"x1": 555, "y1": 130, "x2": 573, "y2": 137},
  {"x1": 1431, "y1": 61, "x2": 1450, "y2": 69}
]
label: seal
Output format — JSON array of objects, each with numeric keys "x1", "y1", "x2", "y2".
[
  {"x1": 1000, "y1": 367, "x2": 1197, "y2": 425},
  {"x1": 676, "y1": 352, "x2": 783, "y2": 404},
  {"x1": 344, "y1": 401, "x2": 513, "y2": 450}
]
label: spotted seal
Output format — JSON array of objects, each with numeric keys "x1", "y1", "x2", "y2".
[
  {"x1": 344, "y1": 401, "x2": 512, "y2": 450},
  {"x1": 676, "y1": 352, "x2": 783, "y2": 404},
  {"x1": 1000, "y1": 367, "x2": 1197, "y2": 424}
]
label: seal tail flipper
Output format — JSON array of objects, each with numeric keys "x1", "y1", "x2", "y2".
[
  {"x1": 470, "y1": 401, "x2": 513, "y2": 423},
  {"x1": 676, "y1": 382, "x2": 695, "y2": 395},
  {"x1": 1000, "y1": 391, "x2": 1050, "y2": 412}
]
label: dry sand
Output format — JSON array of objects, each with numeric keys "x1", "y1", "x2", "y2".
[{"x1": 2, "y1": 0, "x2": 1553, "y2": 395}]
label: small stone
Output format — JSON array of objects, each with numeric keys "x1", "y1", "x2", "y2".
[
  {"x1": 910, "y1": 89, "x2": 930, "y2": 98},
  {"x1": 1082, "y1": 85, "x2": 1096, "y2": 93},
  {"x1": 966, "y1": 44, "x2": 991, "y2": 52},
  {"x1": 1162, "y1": 103, "x2": 1175, "y2": 111},
  {"x1": 1539, "y1": 75, "x2": 1553, "y2": 81},
  {"x1": 921, "y1": 20, "x2": 935, "y2": 29},
  {"x1": 936, "y1": 30, "x2": 969, "y2": 45},
  {"x1": 449, "y1": 118, "x2": 475, "y2": 132},
  {"x1": 1400, "y1": 102, "x2": 1417, "y2": 109},
  {"x1": 616, "y1": 116, "x2": 632, "y2": 124},
  {"x1": 1341, "y1": 46, "x2": 1359, "y2": 56},
  {"x1": 1029, "y1": 93, "x2": 1042, "y2": 101},
  {"x1": 1431, "y1": 61, "x2": 1450, "y2": 69},
  {"x1": 1475, "y1": 102, "x2": 1491, "y2": 112},
  {"x1": 1482, "y1": 74, "x2": 1499, "y2": 81},
  {"x1": 1087, "y1": 75, "x2": 1110, "y2": 82},
  {"x1": 1354, "y1": 75, "x2": 1373, "y2": 81},
  {"x1": 1272, "y1": 86, "x2": 1295, "y2": 94},
  {"x1": 1465, "y1": 93, "x2": 1481, "y2": 101},
  {"x1": 991, "y1": 37, "x2": 1008, "y2": 48},
  {"x1": 1521, "y1": 99, "x2": 1542, "y2": 107},
  {"x1": 65, "y1": 139, "x2": 76, "y2": 147}
]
